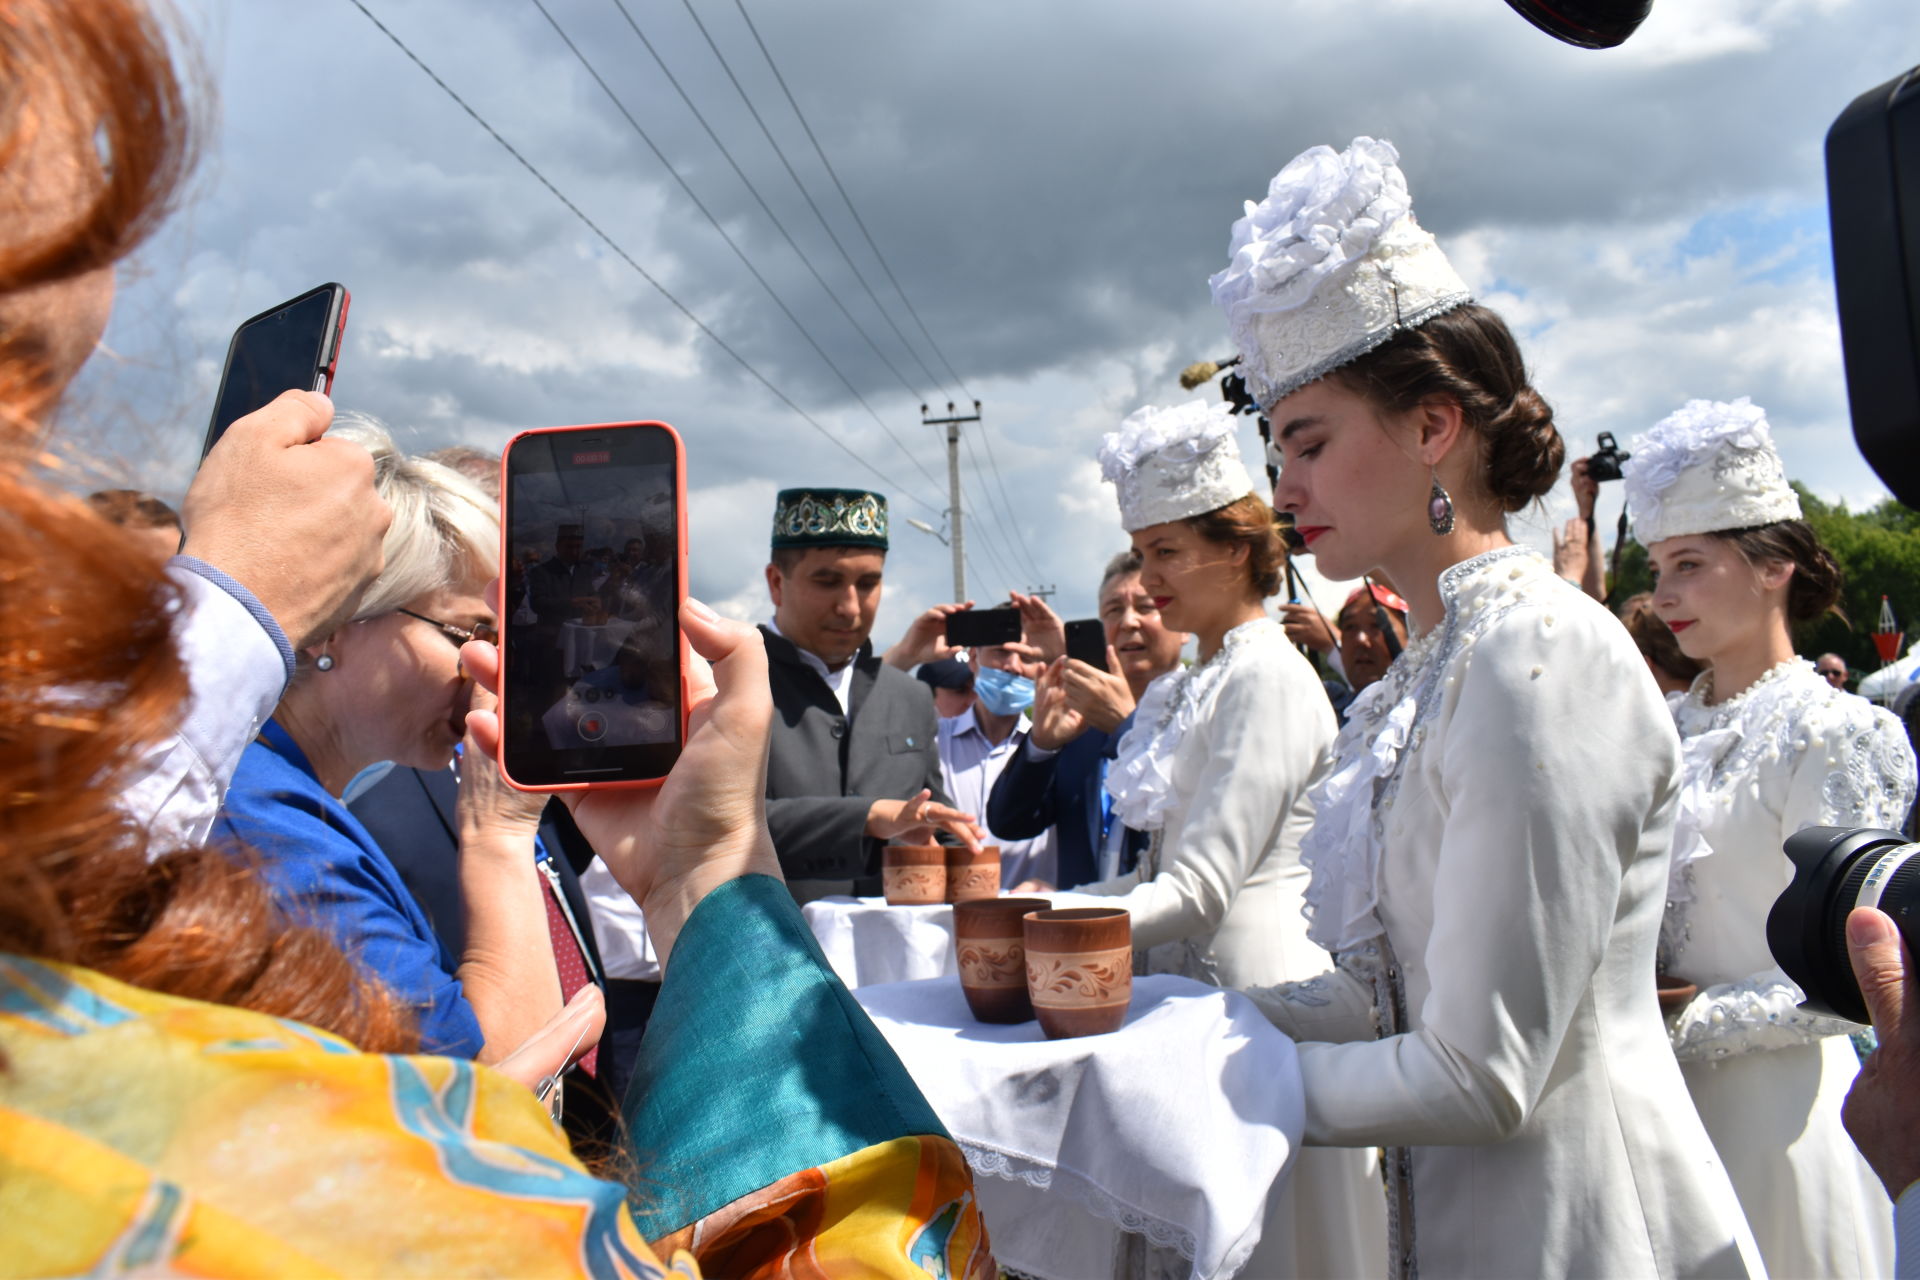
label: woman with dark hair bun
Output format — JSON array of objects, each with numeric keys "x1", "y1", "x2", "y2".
[
  {"x1": 1217, "y1": 138, "x2": 1759, "y2": 1277},
  {"x1": 1625, "y1": 397, "x2": 1914, "y2": 1278}
]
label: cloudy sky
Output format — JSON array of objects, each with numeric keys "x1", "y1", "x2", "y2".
[{"x1": 60, "y1": 0, "x2": 1914, "y2": 638}]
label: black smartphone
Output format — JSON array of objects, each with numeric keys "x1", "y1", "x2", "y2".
[
  {"x1": 499, "y1": 421, "x2": 687, "y2": 791},
  {"x1": 1064, "y1": 618, "x2": 1108, "y2": 671},
  {"x1": 945, "y1": 606, "x2": 1021, "y2": 648},
  {"x1": 202, "y1": 283, "x2": 350, "y2": 455}
]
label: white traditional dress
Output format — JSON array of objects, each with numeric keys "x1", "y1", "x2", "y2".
[
  {"x1": 1664, "y1": 658, "x2": 1913, "y2": 1277},
  {"x1": 1247, "y1": 548, "x2": 1761, "y2": 1279},
  {"x1": 1068, "y1": 615, "x2": 1385, "y2": 1279}
]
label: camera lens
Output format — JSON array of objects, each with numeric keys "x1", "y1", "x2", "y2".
[{"x1": 1767, "y1": 826, "x2": 1920, "y2": 1023}]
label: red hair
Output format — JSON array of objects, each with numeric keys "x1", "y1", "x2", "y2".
[{"x1": 0, "y1": 0, "x2": 414, "y2": 1054}]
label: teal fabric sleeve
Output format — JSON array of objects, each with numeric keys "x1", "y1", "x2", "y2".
[{"x1": 622, "y1": 874, "x2": 950, "y2": 1238}]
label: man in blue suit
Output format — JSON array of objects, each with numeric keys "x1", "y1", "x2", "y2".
[{"x1": 987, "y1": 551, "x2": 1188, "y2": 889}]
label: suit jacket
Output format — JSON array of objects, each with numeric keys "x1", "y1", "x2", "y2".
[
  {"x1": 347, "y1": 766, "x2": 657, "y2": 1123},
  {"x1": 986, "y1": 713, "x2": 1146, "y2": 890},
  {"x1": 760, "y1": 626, "x2": 948, "y2": 890}
]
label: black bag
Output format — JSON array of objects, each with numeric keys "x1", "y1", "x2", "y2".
[{"x1": 1828, "y1": 66, "x2": 1920, "y2": 507}]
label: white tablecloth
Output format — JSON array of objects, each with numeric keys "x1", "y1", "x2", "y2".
[
  {"x1": 802, "y1": 895, "x2": 956, "y2": 988},
  {"x1": 855, "y1": 974, "x2": 1303, "y2": 1280}
]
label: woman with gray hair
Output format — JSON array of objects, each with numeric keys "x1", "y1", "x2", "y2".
[{"x1": 212, "y1": 414, "x2": 561, "y2": 1060}]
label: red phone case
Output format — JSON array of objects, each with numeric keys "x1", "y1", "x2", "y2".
[
  {"x1": 319, "y1": 288, "x2": 350, "y2": 395},
  {"x1": 495, "y1": 420, "x2": 690, "y2": 793}
]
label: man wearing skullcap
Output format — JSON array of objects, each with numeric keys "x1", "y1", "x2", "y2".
[{"x1": 761, "y1": 488, "x2": 982, "y2": 901}]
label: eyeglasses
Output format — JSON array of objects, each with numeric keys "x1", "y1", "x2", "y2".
[
  {"x1": 396, "y1": 608, "x2": 498, "y2": 650},
  {"x1": 1817, "y1": 667, "x2": 1847, "y2": 681}
]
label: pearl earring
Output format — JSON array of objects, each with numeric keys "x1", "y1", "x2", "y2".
[
  {"x1": 1427, "y1": 469, "x2": 1456, "y2": 536},
  {"x1": 315, "y1": 654, "x2": 336, "y2": 672}
]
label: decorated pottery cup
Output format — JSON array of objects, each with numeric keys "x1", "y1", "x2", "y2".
[
  {"x1": 881, "y1": 844, "x2": 946, "y2": 906},
  {"x1": 1023, "y1": 907, "x2": 1132, "y2": 1039},
  {"x1": 944, "y1": 846, "x2": 1002, "y2": 903},
  {"x1": 953, "y1": 896, "x2": 1051, "y2": 1023}
]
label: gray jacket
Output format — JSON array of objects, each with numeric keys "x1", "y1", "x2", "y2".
[{"x1": 760, "y1": 625, "x2": 948, "y2": 892}]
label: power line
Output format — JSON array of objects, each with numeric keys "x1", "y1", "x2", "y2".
[
  {"x1": 602, "y1": 0, "x2": 926, "y2": 405},
  {"x1": 962, "y1": 428, "x2": 1044, "y2": 583},
  {"x1": 675, "y1": 0, "x2": 948, "y2": 399},
  {"x1": 958, "y1": 472, "x2": 1023, "y2": 598},
  {"x1": 727, "y1": 0, "x2": 1046, "y2": 582},
  {"x1": 524, "y1": 0, "x2": 948, "y2": 502},
  {"x1": 341, "y1": 0, "x2": 941, "y2": 514},
  {"x1": 730, "y1": 0, "x2": 970, "y2": 399}
]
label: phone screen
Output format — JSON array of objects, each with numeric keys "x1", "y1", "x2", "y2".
[
  {"x1": 501, "y1": 423, "x2": 684, "y2": 787},
  {"x1": 204, "y1": 284, "x2": 347, "y2": 454},
  {"x1": 945, "y1": 606, "x2": 1022, "y2": 648}
]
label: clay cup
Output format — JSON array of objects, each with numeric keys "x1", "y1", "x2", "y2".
[
  {"x1": 881, "y1": 844, "x2": 947, "y2": 906},
  {"x1": 1023, "y1": 907, "x2": 1132, "y2": 1039},
  {"x1": 945, "y1": 846, "x2": 1002, "y2": 903},
  {"x1": 953, "y1": 896, "x2": 1052, "y2": 1023}
]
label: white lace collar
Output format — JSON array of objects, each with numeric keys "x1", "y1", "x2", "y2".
[
  {"x1": 1300, "y1": 546, "x2": 1544, "y2": 953},
  {"x1": 1106, "y1": 617, "x2": 1278, "y2": 831}
]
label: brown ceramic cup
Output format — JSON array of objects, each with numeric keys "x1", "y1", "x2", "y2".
[
  {"x1": 953, "y1": 896, "x2": 1052, "y2": 1023},
  {"x1": 881, "y1": 844, "x2": 947, "y2": 906},
  {"x1": 944, "y1": 846, "x2": 1002, "y2": 903},
  {"x1": 1023, "y1": 907, "x2": 1132, "y2": 1039}
]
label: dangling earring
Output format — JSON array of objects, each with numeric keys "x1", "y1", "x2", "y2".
[
  {"x1": 315, "y1": 654, "x2": 336, "y2": 672},
  {"x1": 1427, "y1": 469, "x2": 1456, "y2": 536}
]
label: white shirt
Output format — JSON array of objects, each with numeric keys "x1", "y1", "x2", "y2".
[
  {"x1": 123, "y1": 560, "x2": 290, "y2": 851},
  {"x1": 578, "y1": 857, "x2": 660, "y2": 981},
  {"x1": 936, "y1": 706, "x2": 1053, "y2": 887},
  {"x1": 766, "y1": 617, "x2": 855, "y2": 715}
]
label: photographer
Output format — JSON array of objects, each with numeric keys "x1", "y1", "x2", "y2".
[{"x1": 1844, "y1": 905, "x2": 1920, "y2": 1277}]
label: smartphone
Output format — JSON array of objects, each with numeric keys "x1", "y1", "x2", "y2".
[
  {"x1": 945, "y1": 606, "x2": 1021, "y2": 648},
  {"x1": 1064, "y1": 618, "x2": 1109, "y2": 672},
  {"x1": 202, "y1": 283, "x2": 350, "y2": 455},
  {"x1": 498, "y1": 421, "x2": 687, "y2": 790}
]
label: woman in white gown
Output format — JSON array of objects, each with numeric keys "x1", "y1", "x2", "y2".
[
  {"x1": 1042, "y1": 399, "x2": 1384, "y2": 1278},
  {"x1": 1217, "y1": 137, "x2": 1760, "y2": 1278},
  {"x1": 1623, "y1": 397, "x2": 1914, "y2": 1277}
]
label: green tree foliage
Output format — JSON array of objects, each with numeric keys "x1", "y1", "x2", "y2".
[{"x1": 1601, "y1": 482, "x2": 1920, "y2": 674}]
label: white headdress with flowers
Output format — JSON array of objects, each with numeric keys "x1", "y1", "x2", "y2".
[
  {"x1": 1098, "y1": 400, "x2": 1254, "y2": 532},
  {"x1": 1208, "y1": 136, "x2": 1473, "y2": 410},
  {"x1": 1622, "y1": 397, "x2": 1801, "y2": 544}
]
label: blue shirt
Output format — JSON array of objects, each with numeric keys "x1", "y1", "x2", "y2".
[{"x1": 212, "y1": 721, "x2": 484, "y2": 1057}]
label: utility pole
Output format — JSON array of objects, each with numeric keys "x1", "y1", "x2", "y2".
[{"x1": 921, "y1": 400, "x2": 980, "y2": 601}]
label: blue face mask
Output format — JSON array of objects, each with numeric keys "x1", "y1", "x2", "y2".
[{"x1": 974, "y1": 666, "x2": 1035, "y2": 717}]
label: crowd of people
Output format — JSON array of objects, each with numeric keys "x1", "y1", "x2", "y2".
[{"x1": 9, "y1": 3, "x2": 1920, "y2": 1278}]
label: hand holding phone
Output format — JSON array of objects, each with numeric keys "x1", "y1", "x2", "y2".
[
  {"x1": 460, "y1": 600, "x2": 781, "y2": 965},
  {"x1": 203, "y1": 283, "x2": 349, "y2": 456}
]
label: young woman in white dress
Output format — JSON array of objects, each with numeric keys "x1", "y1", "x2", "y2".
[
  {"x1": 1218, "y1": 137, "x2": 1761, "y2": 1278},
  {"x1": 1625, "y1": 397, "x2": 1914, "y2": 1278},
  {"x1": 1040, "y1": 399, "x2": 1384, "y2": 1278}
]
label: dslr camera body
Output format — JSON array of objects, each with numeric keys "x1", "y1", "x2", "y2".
[{"x1": 1586, "y1": 431, "x2": 1631, "y2": 483}]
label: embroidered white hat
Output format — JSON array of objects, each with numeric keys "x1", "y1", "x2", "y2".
[
  {"x1": 1208, "y1": 136, "x2": 1473, "y2": 410},
  {"x1": 1098, "y1": 400, "x2": 1255, "y2": 532},
  {"x1": 1622, "y1": 397, "x2": 1802, "y2": 544}
]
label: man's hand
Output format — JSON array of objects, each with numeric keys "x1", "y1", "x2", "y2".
[
  {"x1": 883, "y1": 600, "x2": 975, "y2": 669},
  {"x1": 463, "y1": 598, "x2": 783, "y2": 966},
  {"x1": 1843, "y1": 906, "x2": 1920, "y2": 1200},
  {"x1": 1011, "y1": 591, "x2": 1066, "y2": 664},
  {"x1": 1552, "y1": 516, "x2": 1592, "y2": 582},
  {"x1": 866, "y1": 789, "x2": 984, "y2": 852},
  {"x1": 1029, "y1": 658, "x2": 1089, "y2": 751},
  {"x1": 181, "y1": 390, "x2": 391, "y2": 651},
  {"x1": 1570, "y1": 456, "x2": 1598, "y2": 523},
  {"x1": 1280, "y1": 603, "x2": 1335, "y2": 655},
  {"x1": 1058, "y1": 649, "x2": 1134, "y2": 733}
]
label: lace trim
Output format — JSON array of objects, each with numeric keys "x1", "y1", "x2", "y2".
[
  {"x1": 1106, "y1": 618, "x2": 1277, "y2": 832},
  {"x1": 1664, "y1": 660, "x2": 1918, "y2": 970},
  {"x1": 956, "y1": 1140, "x2": 1265, "y2": 1276},
  {"x1": 1668, "y1": 970, "x2": 1861, "y2": 1062},
  {"x1": 1299, "y1": 545, "x2": 1538, "y2": 953}
]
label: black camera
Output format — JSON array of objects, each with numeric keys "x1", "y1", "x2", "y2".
[
  {"x1": 1766, "y1": 826, "x2": 1920, "y2": 1024},
  {"x1": 1586, "y1": 431, "x2": 1632, "y2": 483}
]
